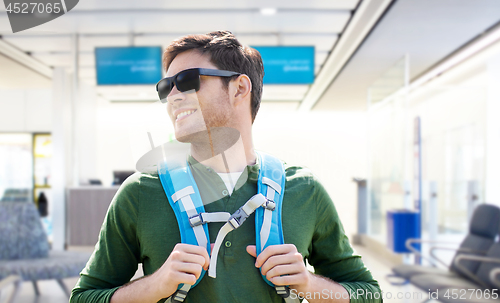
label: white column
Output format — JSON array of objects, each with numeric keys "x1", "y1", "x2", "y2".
[
  {"x1": 76, "y1": 81, "x2": 97, "y2": 184},
  {"x1": 72, "y1": 33, "x2": 80, "y2": 187},
  {"x1": 428, "y1": 181, "x2": 438, "y2": 241},
  {"x1": 51, "y1": 67, "x2": 73, "y2": 250},
  {"x1": 485, "y1": 54, "x2": 500, "y2": 206}
]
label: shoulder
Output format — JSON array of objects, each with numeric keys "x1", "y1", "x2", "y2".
[
  {"x1": 116, "y1": 171, "x2": 162, "y2": 194},
  {"x1": 283, "y1": 163, "x2": 324, "y2": 195},
  {"x1": 284, "y1": 164, "x2": 315, "y2": 182},
  {"x1": 256, "y1": 152, "x2": 327, "y2": 199},
  {"x1": 110, "y1": 171, "x2": 164, "y2": 210},
  {"x1": 282, "y1": 161, "x2": 336, "y2": 214}
]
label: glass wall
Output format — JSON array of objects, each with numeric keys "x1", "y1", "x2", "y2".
[
  {"x1": 410, "y1": 86, "x2": 486, "y2": 235},
  {"x1": 368, "y1": 53, "x2": 490, "y2": 244},
  {"x1": 368, "y1": 96, "x2": 408, "y2": 240}
]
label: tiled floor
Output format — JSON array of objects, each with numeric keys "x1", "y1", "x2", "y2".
[
  {"x1": 353, "y1": 244, "x2": 434, "y2": 303},
  {"x1": 1, "y1": 244, "x2": 435, "y2": 303},
  {"x1": 0, "y1": 277, "x2": 79, "y2": 303}
]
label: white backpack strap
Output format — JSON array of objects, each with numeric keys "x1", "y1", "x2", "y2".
[
  {"x1": 189, "y1": 212, "x2": 231, "y2": 227},
  {"x1": 171, "y1": 186, "x2": 208, "y2": 251},
  {"x1": 208, "y1": 194, "x2": 267, "y2": 278},
  {"x1": 284, "y1": 296, "x2": 301, "y2": 303},
  {"x1": 208, "y1": 223, "x2": 234, "y2": 278},
  {"x1": 158, "y1": 162, "x2": 211, "y2": 302},
  {"x1": 260, "y1": 176, "x2": 280, "y2": 248},
  {"x1": 256, "y1": 152, "x2": 298, "y2": 303},
  {"x1": 166, "y1": 190, "x2": 232, "y2": 303}
]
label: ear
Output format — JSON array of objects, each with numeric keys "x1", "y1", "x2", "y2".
[{"x1": 230, "y1": 74, "x2": 252, "y2": 107}]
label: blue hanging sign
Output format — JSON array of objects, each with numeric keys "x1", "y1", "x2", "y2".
[
  {"x1": 95, "y1": 46, "x2": 163, "y2": 85},
  {"x1": 252, "y1": 46, "x2": 315, "y2": 84}
]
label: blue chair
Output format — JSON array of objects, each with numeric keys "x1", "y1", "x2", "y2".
[
  {"x1": 412, "y1": 228, "x2": 500, "y2": 303},
  {"x1": 391, "y1": 204, "x2": 500, "y2": 286},
  {"x1": 0, "y1": 202, "x2": 91, "y2": 303}
]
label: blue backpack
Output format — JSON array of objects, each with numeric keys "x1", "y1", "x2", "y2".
[{"x1": 158, "y1": 151, "x2": 298, "y2": 303}]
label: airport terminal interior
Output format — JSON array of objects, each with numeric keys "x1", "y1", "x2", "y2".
[{"x1": 1, "y1": 0, "x2": 500, "y2": 302}]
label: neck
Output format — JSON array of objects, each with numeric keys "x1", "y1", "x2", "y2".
[{"x1": 190, "y1": 126, "x2": 256, "y2": 173}]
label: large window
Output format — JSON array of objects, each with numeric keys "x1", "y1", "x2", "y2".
[
  {"x1": 0, "y1": 132, "x2": 53, "y2": 241},
  {"x1": 0, "y1": 133, "x2": 33, "y2": 202}
]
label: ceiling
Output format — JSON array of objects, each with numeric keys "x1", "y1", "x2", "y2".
[
  {"x1": 313, "y1": 0, "x2": 500, "y2": 111},
  {"x1": 0, "y1": 0, "x2": 498, "y2": 110},
  {"x1": 0, "y1": 0, "x2": 360, "y2": 103},
  {"x1": 0, "y1": 53, "x2": 50, "y2": 89}
]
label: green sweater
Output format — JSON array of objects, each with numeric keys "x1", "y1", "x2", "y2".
[{"x1": 71, "y1": 157, "x2": 382, "y2": 303}]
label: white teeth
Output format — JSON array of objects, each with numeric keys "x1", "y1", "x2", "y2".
[{"x1": 176, "y1": 110, "x2": 195, "y2": 120}]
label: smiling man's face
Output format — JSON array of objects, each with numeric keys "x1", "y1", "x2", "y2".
[{"x1": 165, "y1": 50, "x2": 234, "y2": 142}]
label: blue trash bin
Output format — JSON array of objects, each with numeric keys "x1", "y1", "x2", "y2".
[{"x1": 387, "y1": 209, "x2": 420, "y2": 253}]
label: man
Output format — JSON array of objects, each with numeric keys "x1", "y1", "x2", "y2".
[{"x1": 71, "y1": 31, "x2": 382, "y2": 303}]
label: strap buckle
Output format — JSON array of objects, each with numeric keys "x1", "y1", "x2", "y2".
[
  {"x1": 264, "y1": 199, "x2": 276, "y2": 211},
  {"x1": 188, "y1": 214, "x2": 204, "y2": 227},
  {"x1": 228, "y1": 208, "x2": 249, "y2": 229},
  {"x1": 171, "y1": 289, "x2": 189, "y2": 302}
]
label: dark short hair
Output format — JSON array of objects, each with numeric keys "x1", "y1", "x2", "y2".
[{"x1": 163, "y1": 31, "x2": 264, "y2": 123}]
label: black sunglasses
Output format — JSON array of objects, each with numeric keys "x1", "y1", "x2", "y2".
[{"x1": 156, "y1": 68, "x2": 241, "y2": 102}]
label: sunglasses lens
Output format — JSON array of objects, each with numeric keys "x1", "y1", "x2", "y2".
[
  {"x1": 157, "y1": 78, "x2": 173, "y2": 102},
  {"x1": 176, "y1": 69, "x2": 200, "y2": 93}
]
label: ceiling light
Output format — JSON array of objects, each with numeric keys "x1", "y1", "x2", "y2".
[{"x1": 260, "y1": 8, "x2": 277, "y2": 16}]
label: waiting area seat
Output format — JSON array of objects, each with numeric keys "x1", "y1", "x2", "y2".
[
  {"x1": 0, "y1": 202, "x2": 91, "y2": 303},
  {"x1": 412, "y1": 241, "x2": 500, "y2": 303},
  {"x1": 0, "y1": 275, "x2": 21, "y2": 303},
  {"x1": 391, "y1": 203, "x2": 500, "y2": 302}
]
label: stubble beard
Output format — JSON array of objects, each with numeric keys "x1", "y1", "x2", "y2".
[{"x1": 175, "y1": 94, "x2": 233, "y2": 146}]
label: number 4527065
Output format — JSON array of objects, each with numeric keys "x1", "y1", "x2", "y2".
[
  {"x1": 443, "y1": 289, "x2": 498, "y2": 300},
  {"x1": 6, "y1": 3, "x2": 62, "y2": 14}
]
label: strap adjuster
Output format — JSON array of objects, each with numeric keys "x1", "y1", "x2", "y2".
[
  {"x1": 264, "y1": 199, "x2": 276, "y2": 211},
  {"x1": 275, "y1": 285, "x2": 291, "y2": 298},
  {"x1": 171, "y1": 289, "x2": 189, "y2": 302},
  {"x1": 188, "y1": 214, "x2": 204, "y2": 227}
]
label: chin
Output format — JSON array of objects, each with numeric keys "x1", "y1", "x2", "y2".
[
  {"x1": 175, "y1": 133, "x2": 193, "y2": 143},
  {"x1": 174, "y1": 125, "x2": 208, "y2": 143}
]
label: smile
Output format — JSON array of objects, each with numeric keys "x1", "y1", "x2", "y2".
[{"x1": 176, "y1": 109, "x2": 196, "y2": 121}]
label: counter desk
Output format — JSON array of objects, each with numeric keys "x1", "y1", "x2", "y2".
[{"x1": 66, "y1": 186, "x2": 119, "y2": 247}]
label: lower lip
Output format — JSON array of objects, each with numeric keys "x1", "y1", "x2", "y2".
[{"x1": 176, "y1": 110, "x2": 196, "y2": 122}]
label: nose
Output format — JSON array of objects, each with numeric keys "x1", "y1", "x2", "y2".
[{"x1": 166, "y1": 87, "x2": 186, "y2": 104}]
